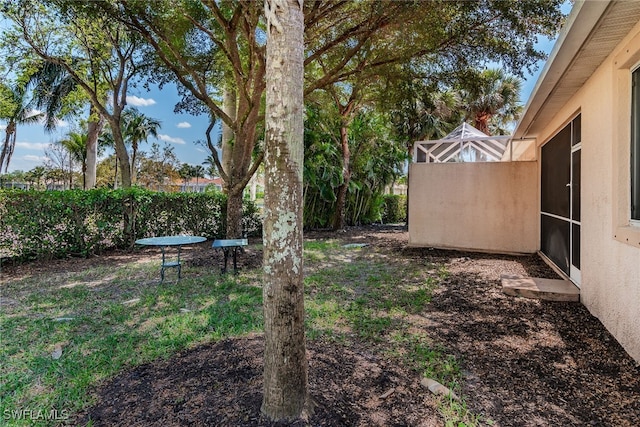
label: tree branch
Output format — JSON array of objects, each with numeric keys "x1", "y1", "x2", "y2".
[
  {"x1": 231, "y1": 151, "x2": 263, "y2": 195},
  {"x1": 205, "y1": 119, "x2": 229, "y2": 183}
]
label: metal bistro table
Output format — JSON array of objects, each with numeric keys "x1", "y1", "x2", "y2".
[
  {"x1": 135, "y1": 235, "x2": 207, "y2": 282},
  {"x1": 212, "y1": 238, "x2": 248, "y2": 274}
]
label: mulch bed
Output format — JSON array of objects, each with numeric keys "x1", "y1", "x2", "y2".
[
  {"x1": 76, "y1": 336, "x2": 441, "y2": 427},
  {"x1": 408, "y1": 248, "x2": 640, "y2": 426},
  {"x1": 5, "y1": 225, "x2": 640, "y2": 426}
]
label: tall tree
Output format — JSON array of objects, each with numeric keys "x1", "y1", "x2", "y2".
[
  {"x1": 192, "y1": 164, "x2": 205, "y2": 187},
  {"x1": 88, "y1": 0, "x2": 563, "y2": 236},
  {"x1": 25, "y1": 165, "x2": 46, "y2": 189},
  {"x1": 27, "y1": 60, "x2": 108, "y2": 189},
  {"x1": 178, "y1": 162, "x2": 195, "y2": 188},
  {"x1": 304, "y1": 0, "x2": 563, "y2": 229},
  {"x1": 461, "y1": 68, "x2": 523, "y2": 135},
  {"x1": 304, "y1": 1, "x2": 423, "y2": 229},
  {"x1": 44, "y1": 142, "x2": 72, "y2": 188},
  {"x1": 121, "y1": 108, "x2": 161, "y2": 184},
  {"x1": 320, "y1": 84, "x2": 363, "y2": 230},
  {"x1": 302, "y1": 104, "x2": 406, "y2": 228},
  {"x1": 84, "y1": 105, "x2": 105, "y2": 189},
  {"x1": 28, "y1": 60, "x2": 105, "y2": 188},
  {"x1": 25, "y1": 60, "x2": 110, "y2": 189},
  {"x1": 137, "y1": 142, "x2": 180, "y2": 190},
  {"x1": 4, "y1": 0, "x2": 150, "y2": 188},
  {"x1": 58, "y1": 131, "x2": 88, "y2": 189},
  {"x1": 99, "y1": 0, "x2": 266, "y2": 237},
  {"x1": 262, "y1": 0, "x2": 308, "y2": 421},
  {"x1": 202, "y1": 154, "x2": 219, "y2": 178},
  {"x1": 97, "y1": 130, "x2": 120, "y2": 189},
  {"x1": 386, "y1": 72, "x2": 461, "y2": 147},
  {"x1": 302, "y1": 104, "x2": 342, "y2": 228},
  {"x1": 96, "y1": 154, "x2": 119, "y2": 188},
  {"x1": 0, "y1": 80, "x2": 44, "y2": 172},
  {"x1": 1, "y1": 36, "x2": 103, "y2": 188}
]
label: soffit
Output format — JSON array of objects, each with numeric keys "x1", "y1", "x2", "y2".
[{"x1": 514, "y1": 1, "x2": 640, "y2": 140}]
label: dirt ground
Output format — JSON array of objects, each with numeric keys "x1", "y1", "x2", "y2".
[{"x1": 5, "y1": 225, "x2": 640, "y2": 426}]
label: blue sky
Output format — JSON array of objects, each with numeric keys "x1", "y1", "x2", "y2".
[
  {"x1": 3, "y1": 82, "x2": 217, "y2": 173},
  {"x1": 3, "y1": 19, "x2": 562, "y2": 174}
]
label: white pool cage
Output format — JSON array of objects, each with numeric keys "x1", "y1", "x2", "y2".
[{"x1": 413, "y1": 122, "x2": 524, "y2": 163}]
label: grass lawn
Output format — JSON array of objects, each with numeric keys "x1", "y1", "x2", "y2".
[{"x1": 1, "y1": 237, "x2": 479, "y2": 426}]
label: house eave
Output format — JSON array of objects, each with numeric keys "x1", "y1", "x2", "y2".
[{"x1": 513, "y1": 0, "x2": 610, "y2": 141}]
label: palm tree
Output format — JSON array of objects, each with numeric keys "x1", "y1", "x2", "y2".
[
  {"x1": 202, "y1": 154, "x2": 219, "y2": 178},
  {"x1": 28, "y1": 61, "x2": 78, "y2": 132},
  {"x1": 388, "y1": 79, "x2": 460, "y2": 149},
  {"x1": 26, "y1": 166, "x2": 46, "y2": 189},
  {"x1": 0, "y1": 82, "x2": 44, "y2": 173},
  {"x1": 462, "y1": 68, "x2": 523, "y2": 135},
  {"x1": 28, "y1": 61, "x2": 107, "y2": 189},
  {"x1": 58, "y1": 131, "x2": 89, "y2": 189},
  {"x1": 121, "y1": 108, "x2": 161, "y2": 184},
  {"x1": 178, "y1": 163, "x2": 195, "y2": 190},
  {"x1": 193, "y1": 165, "x2": 206, "y2": 190}
]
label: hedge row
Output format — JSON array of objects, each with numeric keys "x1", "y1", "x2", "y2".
[
  {"x1": 0, "y1": 188, "x2": 261, "y2": 263},
  {"x1": 381, "y1": 194, "x2": 407, "y2": 224}
]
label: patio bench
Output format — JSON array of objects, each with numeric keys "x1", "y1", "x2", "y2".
[{"x1": 212, "y1": 238, "x2": 248, "y2": 274}]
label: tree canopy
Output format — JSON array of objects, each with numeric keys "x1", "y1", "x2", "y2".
[
  {"x1": 3, "y1": 0, "x2": 153, "y2": 188},
  {"x1": 0, "y1": 79, "x2": 44, "y2": 173},
  {"x1": 44, "y1": 0, "x2": 564, "y2": 234},
  {"x1": 1, "y1": 0, "x2": 565, "y2": 232}
]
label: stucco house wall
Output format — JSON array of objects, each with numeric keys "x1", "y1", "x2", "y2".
[
  {"x1": 408, "y1": 161, "x2": 538, "y2": 254},
  {"x1": 408, "y1": 1, "x2": 640, "y2": 362},
  {"x1": 528, "y1": 18, "x2": 640, "y2": 362}
]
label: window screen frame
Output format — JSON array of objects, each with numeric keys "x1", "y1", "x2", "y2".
[{"x1": 632, "y1": 66, "x2": 640, "y2": 223}]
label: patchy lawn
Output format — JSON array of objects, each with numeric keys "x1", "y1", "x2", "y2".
[{"x1": 1, "y1": 225, "x2": 638, "y2": 426}]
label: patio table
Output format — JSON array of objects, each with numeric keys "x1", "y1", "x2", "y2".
[
  {"x1": 212, "y1": 238, "x2": 248, "y2": 274},
  {"x1": 135, "y1": 235, "x2": 207, "y2": 282}
]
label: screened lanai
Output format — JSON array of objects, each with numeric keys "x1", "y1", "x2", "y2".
[
  {"x1": 408, "y1": 121, "x2": 539, "y2": 253},
  {"x1": 413, "y1": 122, "x2": 534, "y2": 163}
]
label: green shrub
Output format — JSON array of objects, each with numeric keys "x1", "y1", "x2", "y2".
[
  {"x1": 242, "y1": 199, "x2": 263, "y2": 237},
  {"x1": 381, "y1": 194, "x2": 407, "y2": 224},
  {"x1": 0, "y1": 188, "x2": 262, "y2": 263}
]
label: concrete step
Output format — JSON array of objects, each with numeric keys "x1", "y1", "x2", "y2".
[{"x1": 501, "y1": 274, "x2": 580, "y2": 302}]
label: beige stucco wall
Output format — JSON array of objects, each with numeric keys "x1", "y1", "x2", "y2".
[
  {"x1": 408, "y1": 161, "x2": 539, "y2": 254},
  {"x1": 530, "y1": 21, "x2": 640, "y2": 362}
]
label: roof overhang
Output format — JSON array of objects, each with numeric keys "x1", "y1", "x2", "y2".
[{"x1": 513, "y1": 0, "x2": 640, "y2": 140}]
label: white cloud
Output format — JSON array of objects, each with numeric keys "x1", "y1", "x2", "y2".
[
  {"x1": 0, "y1": 124, "x2": 5, "y2": 131},
  {"x1": 26, "y1": 109, "x2": 44, "y2": 119},
  {"x1": 177, "y1": 121, "x2": 192, "y2": 129},
  {"x1": 127, "y1": 96, "x2": 157, "y2": 107},
  {"x1": 39, "y1": 117, "x2": 69, "y2": 128},
  {"x1": 196, "y1": 147, "x2": 206, "y2": 153},
  {"x1": 158, "y1": 134, "x2": 186, "y2": 145},
  {"x1": 53, "y1": 119, "x2": 70, "y2": 128},
  {"x1": 24, "y1": 154, "x2": 47, "y2": 162},
  {"x1": 16, "y1": 142, "x2": 49, "y2": 150}
]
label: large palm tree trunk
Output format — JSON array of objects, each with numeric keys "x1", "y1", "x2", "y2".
[{"x1": 0, "y1": 123, "x2": 16, "y2": 173}]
